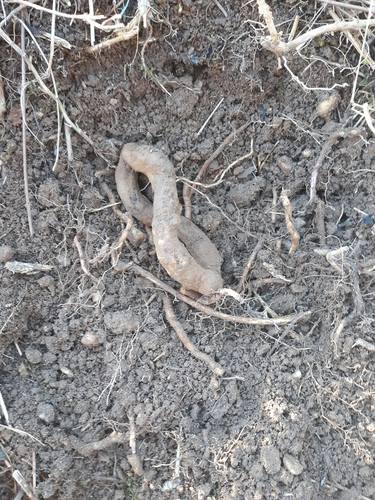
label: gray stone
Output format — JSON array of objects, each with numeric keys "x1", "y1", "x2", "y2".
[
  {"x1": 103, "y1": 310, "x2": 140, "y2": 335},
  {"x1": 25, "y1": 347, "x2": 42, "y2": 364},
  {"x1": 283, "y1": 453, "x2": 304, "y2": 475},
  {"x1": 0, "y1": 245, "x2": 14, "y2": 263},
  {"x1": 37, "y1": 403, "x2": 55, "y2": 424},
  {"x1": 260, "y1": 445, "x2": 281, "y2": 475}
]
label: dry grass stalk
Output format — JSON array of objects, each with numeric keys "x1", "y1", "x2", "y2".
[
  {"x1": 163, "y1": 294, "x2": 225, "y2": 376},
  {"x1": 0, "y1": 75, "x2": 5, "y2": 120},
  {"x1": 46, "y1": 0, "x2": 57, "y2": 76},
  {"x1": 88, "y1": 0, "x2": 95, "y2": 46},
  {"x1": 0, "y1": 390, "x2": 10, "y2": 425},
  {"x1": 20, "y1": 18, "x2": 34, "y2": 237},
  {"x1": 0, "y1": 423, "x2": 44, "y2": 446},
  {"x1": 0, "y1": 23, "x2": 101, "y2": 162},
  {"x1": 280, "y1": 189, "x2": 300, "y2": 255},
  {"x1": 119, "y1": 261, "x2": 311, "y2": 326},
  {"x1": 7, "y1": 0, "x2": 121, "y2": 30},
  {"x1": 196, "y1": 97, "x2": 224, "y2": 137},
  {"x1": 12, "y1": 469, "x2": 36, "y2": 500}
]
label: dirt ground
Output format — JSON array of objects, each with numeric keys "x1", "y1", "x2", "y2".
[{"x1": 1, "y1": 1, "x2": 375, "y2": 499}]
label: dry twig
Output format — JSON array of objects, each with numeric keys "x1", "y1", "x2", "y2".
[
  {"x1": 280, "y1": 189, "x2": 300, "y2": 255},
  {"x1": 163, "y1": 294, "x2": 225, "y2": 376},
  {"x1": 119, "y1": 261, "x2": 311, "y2": 326}
]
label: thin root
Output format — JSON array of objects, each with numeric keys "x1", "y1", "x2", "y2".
[
  {"x1": 309, "y1": 127, "x2": 364, "y2": 205},
  {"x1": 119, "y1": 261, "x2": 311, "y2": 326},
  {"x1": 73, "y1": 232, "x2": 97, "y2": 282},
  {"x1": 280, "y1": 189, "x2": 300, "y2": 255},
  {"x1": 163, "y1": 295, "x2": 225, "y2": 376}
]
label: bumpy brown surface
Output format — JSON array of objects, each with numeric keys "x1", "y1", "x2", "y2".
[
  {"x1": 116, "y1": 143, "x2": 223, "y2": 294},
  {"x1": 1, "y1": 1, "x2": 375, "y2": 499}
]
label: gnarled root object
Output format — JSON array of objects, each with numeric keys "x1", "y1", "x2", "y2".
[{"x1": 116, "y1": 143, "x2": 223, "y2": 295}]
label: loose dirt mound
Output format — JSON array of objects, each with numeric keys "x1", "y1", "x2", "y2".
[{"x1": 1, "y1": 1, "x2": 374, "y2": 499}]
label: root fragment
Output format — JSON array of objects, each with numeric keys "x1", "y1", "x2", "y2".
[
  {"x1": 163, "y1": 295, "x2": 225, "y2": 376},
  {"x1": 280, "y1": 189, "x2": 300, "y2": 255},
  {"x1": 75, "y1": 431, "x2": 127, "y2": 457},
  {"x1": 73, "y1": 232, "x2": 97, "y2": 282},
  {"x1": 260, "y1": 15, "x2": 375, "y2": 58},
  {"x1": 309, "y1": 128, "x2": 364, "y2": 205},
  {"x1": 237, "y1": 238, "x2": 264, "y2": 292},
  {"x1": 100, "y1": 181, "x2": 145, "y2": 246},
  {"x1": 127, "y1": 412, "x2": 144, "y2": 476}
]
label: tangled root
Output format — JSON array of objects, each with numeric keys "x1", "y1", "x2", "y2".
[{"x1": 116, "y1": 143, "x2": 223, "y2": 295}]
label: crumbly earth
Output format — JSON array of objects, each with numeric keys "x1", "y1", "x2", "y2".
[{"x1": 1, "y1": 1, "x2": 375, "y2": 499}]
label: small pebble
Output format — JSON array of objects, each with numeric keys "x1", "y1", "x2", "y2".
[
  {"x1": 283, "y1": 453, "x2": 304, "y2": 475},
  {"x1": 38, "y1": 275, "x2": 54, "y2": 289},
  {"x1": 0, "y1": 244, "x2": 14, "y2": 263},
  {"x1": 291, "y1": 369, "x2": 302, "y2": 379},
  {"x1": 277, "y1": 156, "x2": 293, "y2": 175},
  {"x1": 260, "y1": 445, "x2": 281, "y2": 475},
  {"x1": 302, "y1": 149, "x2": 313, "y2": 159},
  {"x1": 363, "y1": 214, "x2": 375, "y2": 226},
  {"x1": 81, "y1": 332, "x2": 102, "y2": 347},
  {"x1": 37, "y1": 402, "x2": 55, "y2": 424},
  {"x1": 60, "y1": 366, "x2": 74, "y2": 377},
  {"x1": 25, "y1": 347, "x2": 42, "y2": 364},
  {"x1": 103, "y1": 310, "x2": 141, "y2": 335},
  {"x1": 315, "y1": 93, "x2": 340, "y2": 120}
]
